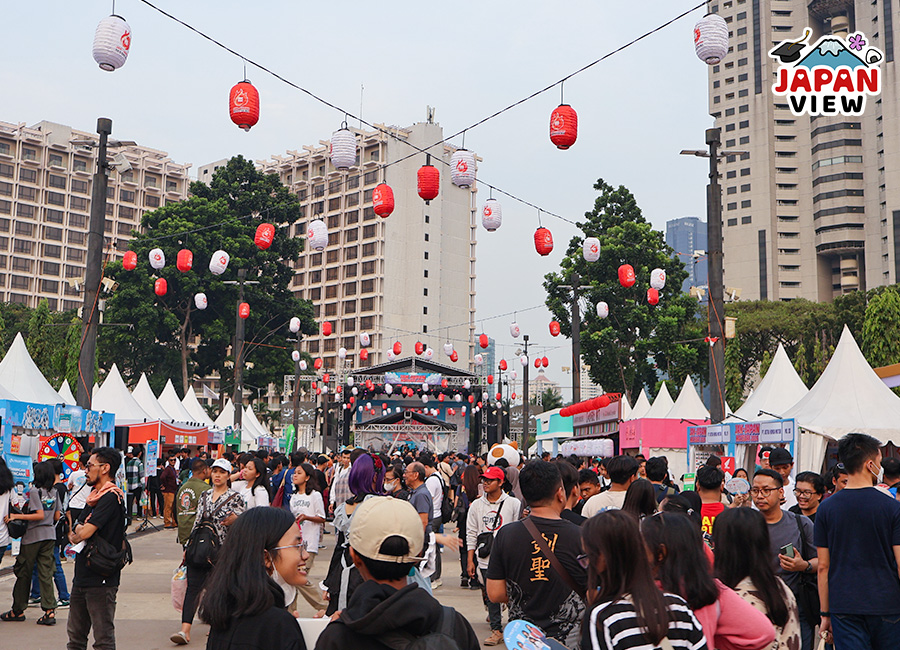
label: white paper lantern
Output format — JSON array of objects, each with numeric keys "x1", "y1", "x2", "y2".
[
  {"x1": 149, "y1": 248, "x2": 165, "y2": 270},
  {"x1": 463, "y1": 379, "x2": 471, "y2": 390},
  {"x1": 289, "y1": 350, "x2": 299, "y2": 363},
  {"x1": 359, "y1": 332, "x2": 371, "y2": 347},
  {"x1": 694, "y1": 14, "x2": 729, "y2": 65},
  {"x1": 209, "y1": 250, "x2": 230, "y2": 275},
  {"x1": 481, "y1": 198, "x2": 502, "y2": 232},
  {"x1": 387, "y1": 350, "x2": 395, "y2": 361},
  {"x1": 510, "y1": 370, "x2": 517, "y2": 381},
  {"x1": 395, "y1": 407, "x2": 401, "y2": 413},
  {"x1": 443, "y1": 342, "x2": 454, "y2": 356},
  {"x1": 496, "y1": 401, "x2": 502, "y2": 409},
  {"x1": 299, "y1": 360, "x2": 308, "y2": 371},
  {"x1": 455, "y1": 394, "x2": 462, "y2": 402},
  {"x1": 421, "y1": 383, "x2": 429, "y2": 393},
  {"x1": 289, "y1": 317, "x2": 301, "y2": 333},
  {"x1": 329, "y1": 126, "x2": 357, "y2": 170},
  {"x1": 583, "y1": 237, "x2": 600, "y2": 262},
  {"x1": 307, "y1": 220, "x2": 328, "y2": 251},
  {"x1": 338, "y1": 347, "x2": 347, "y2": 360},
  {"x1": 385, "y1": 384, "x2": 393, "y2": 395},
  {"x1": 93, "y1": 15, "x2": 132, "y2": 72},
  {"x1": 474, "y1": 354, "x2": 484, "y2": 366},
  {"x1": 520, "y1": 355, "x2": 529, "y2": 367},
  {"x1": 510, "y1": 322, "x2": 521, "y2": 338},
  {"x1": 422, "y1": 395, "x2": 429, "y2": 404},
  {"x1": 346, "y1": 376, "x2": 354, "y2": 386},
  {"x1": 366, "y1": 402, "x2": 372, "y2": 410},
  {"x1": 194, "y1": 293, "x2": 208, "y2": 310},
  {"x1": 596, "y1": 301, "x2": 609, "y2": 319},
  {"x1": 462, "y1": 406, "x2": 467, "y2": 413},
  {"x1": 352, "y1": 387, "x2": 358, "y2": 395},
  {"x1": 450, "y1": 149, "x2": 476, "y2": 188},
  {"x1": 650, "y1": 268, "x2": 667, "y2": 290},
  {"x1": 424, "y1": 347, "x2": 434, "y2": 360}
]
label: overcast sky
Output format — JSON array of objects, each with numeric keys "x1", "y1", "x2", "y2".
[{"x1": 4, "y1": 0, "x2": 713, "y2": 395}]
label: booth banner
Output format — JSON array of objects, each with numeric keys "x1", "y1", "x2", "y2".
[
  {"x1": 573, "y1": 402, "x2": 620, "y2": 428},
  {"x1": 173, "y1": 433, "x2": 199, "y2": 445},
  {"x1": 6, "y1": 453, "x2": 33, "y2": 491},
  {"x1": 225, "y1": 428, "x2": 240, "y2": 446},
  {"x1": 146, "y1": 439, "x2": 159, "y2": 477},
  {"x1": 208, "y1": 429, "x2": 225, "y2": 445},
  {"x1": 560, "y1": 438, "x2": 615, "y2": 458}
]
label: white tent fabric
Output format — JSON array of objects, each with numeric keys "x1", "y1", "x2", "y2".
[
  {"x1": 0, "y1": 332, "x2": 64, "y2": 404},
  {"x1": 666, "y1": 376, "x2": 710, "y2": 421},
  {"x1": 159, "y1": 380, "x2": 199, "y2": 424},
  {"x1": 132, "y1": 374, "x2": 173, "y2": 422},
  {"x1": 784, "y1": 326, "x2": 900, "y2": 467},
  {"x1": 644, "y1": 384, "x2": 675, "y2": 419},
  {"x1": 620, "y1": 395, "x2": 631, "y2": 420},
  {"x1": 243, "y1": 406, "x2": 270, "y2": 438},
  {"x1": 93, "y1": 364, "x2": 152, "y2": 425},
  {"x1": 214, "y1": 399, "x2": 235, "y2": 430},
  {"x1": 627, "y1": 389, "x2": 652, "y2": 420},
  {"x1": 182, "y1": 386, "x2": 215, "y2": 427},
  {"x1": 733, "y1": 343, "x2": 808, "y2": 422},
  {"x1": 58, "y1": 380, "x2": 76, "y2": 406}
]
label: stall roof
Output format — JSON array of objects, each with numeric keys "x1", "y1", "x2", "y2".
[
  {"x1": 784, "y1": 326, "x2": 900, "y2": 445},
  {"x1": 627, "y1": 389, "x2": 652, "y2": 420},
  {"x1": 93, "y1": 364, "x2": 152, "y2": 425},
  {"x1": 132, "y1": 374, "x2": 173, "y2": 422},
  {"x1": 0, "y1": 333, "x2": 63, "y2": 404},
  {"x1": 644, "y1": 383, "x2": 675, "y2": 419},
  {"x1": 159, "y1": 380, "x2": 200, "y2": 424},
  {"x1": 214, "y1": 399, "x2": 235, "y2": 430},
  {"x1": 58, "y1": 380, "x2": 76, "y2": 406},
  {"x1": 733, "y1": 343, "x2": 809, "y2": 422},
  {"x1": 666, "y1": 376, "x2": 710, "y2": 421},
  {"x1": 181, "y1": 385, "x2": 215, "y2": 427},
  {"x1": 243, "y1": 406, "x2": 270, "y2": 438}
]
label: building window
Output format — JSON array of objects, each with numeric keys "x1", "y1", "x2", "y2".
[
  {"x1": 345, "y1": 246, "x2": 358, "y2": 260},
  {"x1": 343, "y1": 300, "x2": 356, "y2": 314},
  {"x1": 362, "y1": 261, "x2": 376, "y2": 275},
  {"x1": 325, "y1": 285, "x2": 338, "y2": 299},
  {"x1": 362, "y1": 243, "x2": 376, "y2": 257},
  {"x1": 73, "y1": 158, "x2": 88, "y2": 173},
  {"x1": 71, "y1": 196, "x2": 89, "y2": 212},
  {"x1": 363, "y1": 224, "x2": 376, "y2": 239},
  {"x1": 741, "y1": 216, "x2": 752, "y2": 224},
  {"x1": 727, "y1": 218, "x2": 738, "y2": 226},
  {"x1": 44, "y1": 226, "x2": 63, "y2": 241},
  {"x1": 13, "y1": 240, "x2": 33, "y2": 254},
  {"x1": 11, "y1": 257, "x2": 32, "y2": 272},
  {"x1": 360, "y1": 298, "x2": 374, "y2": 311},
  {"x1": 41, "y1": 261, "x2": 60, "y2": 276},
  {"x1": 45, "y1": 209, "x2": 64, "y2": 224},
  {"x1": 18, "y1": 186, "x2": 37, "y2": 202},
  {"x1": 120, "y1": 189, "x2": 135, "y2": 203},
  {"x1": 48, "y1": 174, "x2": 66, "y2": 189},
  {"x1": 43, "y1": 244, "x2": 61, "y2": 258},
  {"x1": 363, "y1": 171, "x2": 378, "y2": 185},
  {"x1": 361, "y1": 279, "x2": 375, "y2": 293},
  {"x1": 144, "y1": 194, "x2": 160, "y2": 208},
  {"x1": 15, "y1": 222, "x2": 33, "y2": 237},
  {"x1": 47, "y1": 191, "x2": 65, "y2": 206},
  {"x1": 16, "y1": 204, "x2": 35, "y2": 219}
]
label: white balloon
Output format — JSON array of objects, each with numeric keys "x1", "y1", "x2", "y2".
[
  {"x1": 291, "y1": 350, "x2": 300, "y2": 362},
  {"x1": 299, "y1": 360, "x2": 308, "y2": 371}
]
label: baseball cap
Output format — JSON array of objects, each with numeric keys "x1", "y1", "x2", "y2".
[
  {"x1": 127, "y1": 446, "x2": 134, "y2": 454},
  {"x1": 769, "y1": 448, "x2": 793, "y2": 466},
  {"x1": 348, "y1": 496, "x2": 424, "y2": 563},
  {"x1": 211, "y1": 458, "x2": 233, "y2": 473},
  {"x1": 482, "y1": 466, "x2": 505, "y2": 481}
]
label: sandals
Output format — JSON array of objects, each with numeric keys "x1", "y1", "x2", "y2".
[
  {"x1": 36, "y1": 611, "x2": 56, "y2": 626},
  {"x1": 0, "y1": 610, "x2": 25, "y2": 622}
]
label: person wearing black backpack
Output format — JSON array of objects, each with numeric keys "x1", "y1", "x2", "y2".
[{"x1": 315, "y1": 496, "x2": 479, "y2": 650}]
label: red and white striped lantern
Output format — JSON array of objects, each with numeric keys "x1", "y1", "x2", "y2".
[
  {"x1": 549, "y1": 104, "x2": 578, "y2": 149},
  {"x1": 229, "y1": 80, "x2": 260, "y2": 131}
]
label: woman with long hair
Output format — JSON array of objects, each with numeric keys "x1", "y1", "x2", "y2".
[
  {"x1": 456, "y1": 464, "x2": 482, "y2": 588},
  {"x1": 622, "y1": 478, "x2": 658, "y2": 519},
  {"x1": 713, "y1": 508, "x2": 800, "y2": 650},
  {"x1": 581, "y1": 511, "x2": 707, "y2": 649},
  {"x1": 0, "y1": 457, "x2": 14, "y2": 565},
  {"x1": 236, "y1": 457, "x2": 270, "y2": 509},
  {"x1": 641, "y1": 512, "x2": 776, "y2": 650},
  {"x1": 2, "y1": 461, "x2": 60, "y2": 624},
  {"x1": 290, "y1": 463, "x2": 326, "y2": 614},
  {"x1": 201, "y1": 507, "x2": 307, "y2": 649}
]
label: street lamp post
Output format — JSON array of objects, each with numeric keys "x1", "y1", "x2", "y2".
[
  {"x1": 520, "y1": 335, "x2": 530, "y2": 450},
  {"x1": 223, "y1": 270, "x2": 259, "y2": 431},
  {"x1": 558, "y1": 272, "x2": 593, "y2": 404}
]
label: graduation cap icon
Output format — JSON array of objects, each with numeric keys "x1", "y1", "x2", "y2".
[{"x1": 770, "y1": 29, "x2": 811, "y2": 63}]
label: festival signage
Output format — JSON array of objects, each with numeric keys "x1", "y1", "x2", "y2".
[{"x1": 384, "y1": 372, "x2": 442, "y2": 386}]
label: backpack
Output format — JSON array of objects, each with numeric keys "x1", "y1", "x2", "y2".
[
  {"x1": 439, "y1": 479, "x2": 453, "y2": 525},
  {"x1": 379, "y1": 606, "x2": 460, "y2": 650},
  {"x1": 184, "y1": 493, "x2": 236, "y2": 568}
]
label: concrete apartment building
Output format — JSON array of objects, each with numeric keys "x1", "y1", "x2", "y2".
[
  {"x1": 236, "y1": 118, "x2": 478, "y2": 372},
  {"x1": 0, "y1": 119, "x2": 191, "y2": 309},
  {"x1": 666, "y1": 216, "x2": 709, "y2": 292},
  {"x1": 707, "y1": 0, "x2": 900, "y2": 301}
]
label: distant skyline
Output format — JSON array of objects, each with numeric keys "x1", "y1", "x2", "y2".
[{"x1": 2, "y1": 1, "x2": 714, "y2": 390}]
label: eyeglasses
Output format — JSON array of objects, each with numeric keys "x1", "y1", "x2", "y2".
[
  {"x1": 793, "y1": 489, "x2": 817, "y2": 498},
  {"x1": 749, "y1": 487, "x2": 780, "y2": 497},
  {"x1": 271, "y1": 541, "x2": 308, "y2": 553},
  {"x1": 85, "y1": 462, "x2": 108, "y2": 470},
  {"x1": 576, "y1": 553, "x2": 590, "y2": 570}
]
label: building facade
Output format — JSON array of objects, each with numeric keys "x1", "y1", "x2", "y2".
[
  {"x1": 707, "y1": 0, "x2": 900, "y2": 301},
  {"x1": 254, "y1": 119, "x2": 478, "y2": 372},
  {"x1": 666, "y1": 216, "x2": 709, "y2": 292},
  {"x1": 0, "y1": 120, "x2": 191, "y2": 309}
]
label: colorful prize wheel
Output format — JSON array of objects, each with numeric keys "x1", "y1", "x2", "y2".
[{"x1": 39, "y1": 434, "x2": 84, "y2": 478}]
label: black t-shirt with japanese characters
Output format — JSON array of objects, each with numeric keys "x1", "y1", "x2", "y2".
[
  {"x1": 74, "y1": 491, "x2": 126, "y2": 588},
  {"x1": 486, "y1": 516, "x2": 587, "y2": 646}
]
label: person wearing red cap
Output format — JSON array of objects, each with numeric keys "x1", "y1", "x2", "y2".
[{"x1": 465, "y1": 465, "x2": 521, "y2": 646}]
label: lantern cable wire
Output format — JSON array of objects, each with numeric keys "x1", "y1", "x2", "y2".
[{"x1": 133, "y1": 0, "x2": 706, "y2": 228}]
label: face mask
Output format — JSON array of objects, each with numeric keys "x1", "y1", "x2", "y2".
[
  {"x1": 870, "y1": 462, "x2": 884, "y2": 485},
  {"x1": 384, "y1": 480, "x2": 397, "y2": 493}
]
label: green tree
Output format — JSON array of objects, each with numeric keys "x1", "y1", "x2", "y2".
[
  {"x1": 862, "y1": 285, "x2": 900, "y2": 368},
  {"x1": 532, "y1": 387, "x2": 563, "y2": 411},
  {"x1": 544, "y1": 179, "x2": 705, "y2": 403},
  {"x1": 100, "y1": 156, "x2": 317, "y2": 397}
]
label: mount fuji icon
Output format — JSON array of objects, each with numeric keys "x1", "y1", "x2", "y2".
[{"x1": 796, "y1": 37, "x2": 867, "y2": 69}]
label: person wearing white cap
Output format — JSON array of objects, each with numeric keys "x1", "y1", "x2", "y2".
[{"x1": 316, "y1": 496, "x2": 479, "y2": 650}]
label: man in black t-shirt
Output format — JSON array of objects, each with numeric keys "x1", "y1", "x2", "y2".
[
  {"x1": 66, "y1": 447, "x2": 126, "y2": 650},
  {"x1": 486, "y1": 460, "x2": 586, "y2": 648}
]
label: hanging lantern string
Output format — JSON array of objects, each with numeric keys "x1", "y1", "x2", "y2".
[{"x1": 134, "y1": 0, "x2": 705, "y2": 228}]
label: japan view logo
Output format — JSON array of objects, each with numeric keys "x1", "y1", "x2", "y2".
[{"x1": 769, "y1": 29, "x2": 882, "y2": 116}]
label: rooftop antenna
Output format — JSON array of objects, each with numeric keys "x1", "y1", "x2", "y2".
[{"x1": 426, "y1": 106, "x2": 435, "y2": 124}]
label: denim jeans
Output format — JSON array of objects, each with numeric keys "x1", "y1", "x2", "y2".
[
  {"x1": 832, "y1": 613, "x2": 900, "y2": 650},
  {"x1": 480, "y1": 568, "x2": 502, "y2": 631},
  {"x1": 66, "y1": 584, "x2": 117, "y2": 650},
  {"x1": 31, "y1": 542, "x2": 69, "y2": 601}
]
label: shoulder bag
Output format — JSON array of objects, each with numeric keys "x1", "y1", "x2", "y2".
[
  {"x1": 792, "y1": 511, "x2": 820, "y2": 627},
  {"x1": 6, "y1": 501, "x2": 29, "y2": 540},
  {"x1": 83, "y1": 496, "x2": 133, "y2": 577},
  {"x1": 475, "y1": 499, "x2": 504, "y2": 559},
  {"x1": 271, "y1": 470, "x2": 289, "y2": 509},
  {"x1": 522, "y1": 516, "x2": 586, "y2": 600}
]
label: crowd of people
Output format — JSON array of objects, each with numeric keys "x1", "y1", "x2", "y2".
[{"x1": 0, "y1": 432, "x2": 898, "y2": 650}]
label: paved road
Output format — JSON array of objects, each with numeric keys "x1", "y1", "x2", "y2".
[{"x1": 0, "y1": 517, "x2": 497, "y2": 649}]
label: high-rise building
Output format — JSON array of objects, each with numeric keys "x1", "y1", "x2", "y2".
[
  {"x1": 706, "y1": 0, "x2": 900, "y2": 301},
  {"x1": 253, "y1": 119, "x2": 477, "y2": 371},
  {"x1": 0, "y1": 119, "x2": 191, "y2": 309},
  {"x1": 666, "y1": 216, "x2": 709, "y2": 292},
  {"x1": 580, "y1": 363, "x2": 604, "y2": 400},
  {"x1": 481, "y1": 337, "x2": 497, "y2": 377}
]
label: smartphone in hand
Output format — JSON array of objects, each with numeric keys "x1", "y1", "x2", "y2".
[{"x1": 780, "y1": 543, "x2": 795, "y2": 558}]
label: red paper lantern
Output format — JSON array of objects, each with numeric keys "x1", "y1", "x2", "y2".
[
  {"x1": 512, "y1": 393, "x2": 517, "y2": 400},
  {"x1": 439, "y1": 394, "x2": 445, "y2": 402},
  {"x1": 468, "y1": 395, "x2": 474, "y2": 403},
  {"x1": 618, "y1": 264, "x2": 636, "y2": 288},
  {"x1": 598, "y1": 395, "x2": 611, "y2": 408},
  {"x1": 393, "y1": 341, "x2": 402, "y2": 355},
  {"x1": 254, "y1": 223, "x2": 275, "y2": 249},
  {"x1": 415, "y1": 341, "x2": 425, "y2": 356},
  {"x1": 496, "y1": 392, "x2": 502, "y2": 401},
  {"x1": 176, "y1": 248, "x2": 193, "y2": 272},
  {"x1": 487, "y1": 375, "x2": 494, "y2": 385},
  {"x1": 123, "y1": 250, "x2": 137, "y2": 270},
  {"x1": 366, "y1": 380, "x2": 374, "y2": 390},
  {"x1": 314, "y1": 358, "x2": 323, "y2": 370},
  {"x1": 229, "y1": 80, "x2": 260, "y2": 131},
  {"x1": 479, "y1": 333, "x2": 489, "y2": 349},
  {"x1": 542, "y1": 356, "x2": 549, "y2": 368},
  {"x1": 322, "y1": 322, "x2": 332, "y2": 336},
  {"x1": 323, "y1": 373, "x2": 330, "y2": 384},
  {"x1": 647, "y1": 288, "x2": 660, "y2": 305},
  {"x1": 549, "y1": 104, "x2": 578, "y2": 149},
  {"x1": 349, "y1": 396, "x2": 355, "y2": 404},
  {"x1": 549, "y1": 320, "x2": 561, "y2": 337},
  {"x1": 441, "y1": 379, "x2": 448, "y2": 388},
  {"x1": 360, "y1": 348, "x2": 369, "y2": 361},
  {"x1": 534, "y1": 227, "x2": 554, "y2": 256},
  {"x1": 238, "y1": 302, "x2": 250, "y2": 319},
  {"x1": 534, "y1": 358, "x2": 541, "y2": 369},
  {"x1": 450, "y1": 350, "x2": 458, "y2": 362},
  {"x1": 154, "y1": 278, "x2": 167, "y2": 296},
  {"x1": 373, "y1": 183, "x2": 395, "y2": 218},
  {"x1": 499, "y1": 359, "x2": 508, "y2": 371},
  {"x1": 417, "y1": 164, "x2": 440, "y2": 203}
]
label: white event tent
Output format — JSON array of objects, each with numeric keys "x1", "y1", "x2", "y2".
[
  {"x1": 242, "y1": 406, "x2": 270, "y2": 445},
  {"x1": 0, "y1": 333, "x2": 64, "y2": 404},
  {"x1": 643, "y1": 383, "x2": 675, "y2": 419},
  {"x1": 627, "y1": 389, "x2": 652, "y2": 421},
  {"x1": 93, "y1": 364, "x2": 152, "y2": 425},
  {"x1": 784, "y1": 326, "x2": 900, "y2": 469},
  {"x1": 182, "y1": 386, "x2": 215, "y2": 427},
  {"x1": 159, "y1": 380, "x2": 199, "y2": 424},
  {"x1": 666, "y1": 376, "x2": 710, "y2": 421},
  {"x1": 214, "y1": 399, "x2": 235, "y2": 430},
  {"x1": 132, "y1": 374, "x2": 173, "y2": 422},
  {"x1": 58, "y1": 380, "x2": 76, "y2": 406},
  {"x1": 733, "y1": 343, "x2": 809, "y2": 422}
]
